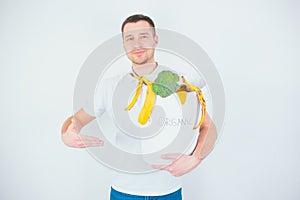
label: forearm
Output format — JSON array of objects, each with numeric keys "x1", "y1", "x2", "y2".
[
  {"x1": 192, "y1": 113, "x2": 218, "y2": 160},
  {"x1": 61, "y1": 108, "x2": 95, "y2": 134}
]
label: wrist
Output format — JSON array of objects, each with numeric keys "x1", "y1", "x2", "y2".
[
  {"x1": 61, "y1": 116, "x2": 73, "y2": 135},
  {"x1": 191, "y1": 151, "x2": 205, "y2": 162}
]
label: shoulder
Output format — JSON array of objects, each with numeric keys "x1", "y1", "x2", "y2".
[{"x1": 96, "y1": 73, "x2": 131, "y2": 91}]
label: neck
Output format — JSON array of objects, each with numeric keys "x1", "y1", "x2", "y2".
[{"x1": 132, "y1": 62, "x2": 158, "y2": 76}]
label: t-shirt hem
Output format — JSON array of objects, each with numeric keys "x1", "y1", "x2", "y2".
[{"x1": 110, "y1": 184, "x2": 182, "y2": 196}]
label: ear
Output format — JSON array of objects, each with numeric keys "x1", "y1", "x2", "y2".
[
  {"x1": 122, "y1": 37, "x2": 129, "y2": 53},
  {"x1": 154, "y1": 35, "x2": 158, "y2": 47},
  {"x1": 122, "y1": 40, "x2": 126, "y2": 50}
]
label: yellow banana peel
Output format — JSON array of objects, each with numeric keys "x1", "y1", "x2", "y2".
[
  {"x1": 125, "y1": 78, "x2": 143, "y2": 110},
  {"x1": 181, "y1": 76, "x2": 206, "y2": 129},
  {"x1": 125, "y1": 74, "x2": 156, "y2": 125},
  {"x1": 138, "y1": 81, "x2": 156, "y2": 125},
  {"x1": 176, "y1": 90, "x2": 187, "y2": 104}
]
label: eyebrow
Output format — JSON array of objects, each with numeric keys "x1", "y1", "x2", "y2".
[
  {"x1": 139, "y1": 32, "x2": 150, "y2": 36},
  {"x1": 124, "y1": 34, "x2": 134, "y2": 39},
  {"x1": 124, "y1": 31, "x2": 151, "y2": 39}
]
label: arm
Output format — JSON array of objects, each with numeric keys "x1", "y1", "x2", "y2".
[
  {"x1": 191, "y1": 112, "x2": 218, "y2": 161},
  {"x1": 61, "y1": 108, "x2": 104, "y2": 148},
  {"x1": 154, "y1": 112, "x2": 217, "y2": 176}
]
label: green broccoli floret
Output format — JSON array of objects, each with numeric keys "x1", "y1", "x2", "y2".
[{"x1": 152, "y1": 70, "x2": 180, "y2": 98}]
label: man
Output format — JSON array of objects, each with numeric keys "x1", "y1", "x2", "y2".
[{"x1": 61, "y1": 14, "x2": 217, "y2": 200}]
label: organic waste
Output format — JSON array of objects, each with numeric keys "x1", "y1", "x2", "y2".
[
  {"x1": 152, "y1": 70, "x2": 180, "y2": 98},
  {"x1": 125, "y1": 70, "x2": 206, "y2": 129}
]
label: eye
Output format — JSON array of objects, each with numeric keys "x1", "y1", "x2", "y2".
[
  {"x1": 141, "y1": 35, "x2": 149, "y2": 39},
  {"x1": 125, "y1": 37, "x2": 134, "y2": 41}
]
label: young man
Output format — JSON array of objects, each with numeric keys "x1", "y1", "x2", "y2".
[{"x1": 61, "y1": 14, "x2": 217, "y2": 200}]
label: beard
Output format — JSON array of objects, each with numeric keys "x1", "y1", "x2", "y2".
[
  {"x1": 132, "y1": 57, "x2": 149, "y2": 65},
  {"x1": 129, "y1": 50, "x2": 155, "y2": 66}
]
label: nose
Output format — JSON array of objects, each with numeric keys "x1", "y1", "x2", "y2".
[{"x1": 133, "y1": 38, "x2": 143, "y2": 49}]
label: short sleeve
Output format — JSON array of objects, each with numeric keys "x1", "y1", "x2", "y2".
[
  {"x1": 177, "y1": 71, "x2": 206, "y2": 89},
  {"x1": 188, "y1": 76, "x2": 206, "y2": 89},
  {"x1": 93, "y1": 79, "x2": 109, "y2": 118},
  {"x1": 93, "y1": 75, "x2": 122, "y2": 118}
]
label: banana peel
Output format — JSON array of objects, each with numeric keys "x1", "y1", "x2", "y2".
[
  {"x1": 181, "y1": 76, "x2": 206, "y2": 129},
  {"x1": 138, "y1": 81, "x2": 156, "y2": 125},
  {"x1": 125, "y1": 73, "x2": 156, "y2": 125},
  {"x1": 125, "y1": 77, "x2": 143, "y2": 110},
  {"x1": 176, "y1": 90, "x2": 187, "y2": 104}
]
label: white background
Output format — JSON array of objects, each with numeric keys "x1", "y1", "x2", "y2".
[{"x1": 0, "y1": 0, "x2": 299, "y2": 199}]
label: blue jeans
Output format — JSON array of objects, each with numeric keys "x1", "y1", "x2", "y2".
[{"x1": 110, "y1": 187, "x2": 182, "y2": 200}]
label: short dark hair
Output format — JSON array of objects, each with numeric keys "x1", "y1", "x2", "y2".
[{"x1": 121, "y1": 14, "x2": 155, "y2": 34}]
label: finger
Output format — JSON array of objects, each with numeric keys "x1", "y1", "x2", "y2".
[
  {"x1": 80, "y1": 135, "x2": 104, "y2": 143},
  {"x1": 171, "y1": 171, "x2": 182, "y2": 177},
  {"x1": 80, "y1": 142, "x2": 102, "y2": 147},
  {"x1": 64, "y1": 139, "x2": 86, "y2": 148},
  {"x1": 161, "y1": 153, "x2": 182, "y2": 160},
  {"x1": 73, "y1": 139, "x2": 103, "y2": 148},
  {"x1": 151, "y1": 164, "x2": 168, "y2": 170},
  {"x1": 152, "y1": 164, "x2": 177, "y2": 176},
  {"x1": 81, "y1": 140, "x2": 104, "y2": 147},
  {"x1": 80, "y1": 140, "x2": 104, "y2": 147},
  {"x1": 76, "y1": 143, "x2": 87, "y2": 148},
  {"x1": 80, "y1": 135, "x2": 104, "y2": 146}
]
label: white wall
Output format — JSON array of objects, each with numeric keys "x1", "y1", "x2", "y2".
[{"x1": 0, "y1": 0, "x2": 299, "y2": 199}]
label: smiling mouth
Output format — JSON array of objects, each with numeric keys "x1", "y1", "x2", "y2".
[{"x1": 133, "y1": 50, "x2": 145, "y2": 56}]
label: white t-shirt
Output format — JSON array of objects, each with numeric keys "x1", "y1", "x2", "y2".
[{"x1": 92, "y1": 65, "x2": 204, "y2": 196}]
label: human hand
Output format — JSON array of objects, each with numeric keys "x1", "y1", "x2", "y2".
[
  {"x1": 62, "y1": 117, "x2": 104, "y2": 148},
  {"x1": 152, "y1": 153, "x2": 202, "y2": 177}
]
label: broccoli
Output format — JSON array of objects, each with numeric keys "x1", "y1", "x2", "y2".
[{"x1": 152, "y1": 70, "x2": 180, "y2": 98}]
